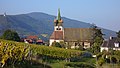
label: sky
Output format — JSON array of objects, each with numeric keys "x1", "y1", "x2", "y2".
[{"x1": 0, "y1": 0, "x2": 120, "y2": 31}]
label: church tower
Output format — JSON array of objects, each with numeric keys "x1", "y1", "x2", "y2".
[
  {"x1": 49, "y1": 9, "x2": 64, "y2": 46},
  {"x1": 54, "y1": 9, "x2": 63, "y2": 31}
]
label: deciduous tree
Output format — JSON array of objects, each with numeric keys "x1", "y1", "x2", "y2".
[
  {"x1": 1, "y1": 29, "x2": 20, "y2": 42},
  {"x1": 90, "y1": 24, "x2": 104, "y2": 54}
]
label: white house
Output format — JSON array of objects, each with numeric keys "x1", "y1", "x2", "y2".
[{"x1": 101, "y1": 37, "x2": 120, "y2": 52}]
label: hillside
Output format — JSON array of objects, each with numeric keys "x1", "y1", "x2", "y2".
[{"x1": 0, "y1": 12, "x2": 117, "y2": 41}]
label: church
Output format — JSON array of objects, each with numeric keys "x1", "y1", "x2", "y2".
[{"x1": 49, "y1": 9, "x2": 94, "y2": 49}]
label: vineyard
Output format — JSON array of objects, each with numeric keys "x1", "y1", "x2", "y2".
[{"x1": 0, "y1": 39, "x2": 85, "y2": 68}]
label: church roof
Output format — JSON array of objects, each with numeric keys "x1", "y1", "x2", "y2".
[
  {"x1": 64, "y1": 28, "x2": 94, "y2": 42},
  {"x1": 50, "y1": 31, "x2": 63, "y2": 40}
]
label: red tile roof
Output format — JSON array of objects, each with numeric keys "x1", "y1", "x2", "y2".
[
  {"x1": 24, "y1": 39, "x2": 33, "y2": 43},
  {"x1": 27, "y1": 35, "x2": 38, "y2": 39},
  {"x1": 37, "y1": 40, "x2": 43, "y2": 42},
  {"x1": 50, "y1": 31, "x2": 63, "y2": 40}
]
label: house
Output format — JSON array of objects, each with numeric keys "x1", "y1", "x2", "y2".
[
  {"x1": 24, "y1": 35, "x2": 38, "y2": 43},
  {"x1": 36, "y1": 39, "x2": 44, "y2": 45},
  {"x1": 23, "y1": 35, "x2": 44, "y2": 45},
  {"x1": 100, "y1": 37, "x2": 120, "y2": 52},
  {"x1": 49, "y1": 9, "x2": 94, "y2": 49}
]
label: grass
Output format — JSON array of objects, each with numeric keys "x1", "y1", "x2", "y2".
[
  {"x1": 78, "y1": 57, "x2": 96, "y2": 63},
  {"x1": 50, "y1": 58, "x2": 96, "y2": 68},
  {"x1": 51, "y1": 61, "x2": 67, "y2": 68},
  {"x1": 101, "y1": 63, "x2": 120, "y2": 68}
]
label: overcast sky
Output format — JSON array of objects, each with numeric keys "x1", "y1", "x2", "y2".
[{"x1": 0, "y1": 0, "x2": 120, "y2": 31}]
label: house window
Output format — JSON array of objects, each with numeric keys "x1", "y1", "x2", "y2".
[{"x1": 114, "y1": 43, "x2": 119, "y2": 47}]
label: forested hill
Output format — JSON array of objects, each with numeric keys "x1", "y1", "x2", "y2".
[{"x1": 0, "y1": 12, "x2": 117, "y2": 41}]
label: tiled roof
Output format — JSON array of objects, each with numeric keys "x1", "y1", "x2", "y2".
[
  {"x1": 24, "y1": 39, "x2": 33, "y2": 43},
  {"x1": 27, "y1": 35, "x2": 38, "y2": 39},
  {"x1": 50, "y1": 31, "x2": 63, "y2": 40},
  {"x1": 64, "y1": 28, "x2": 93, "y2": 42},
  {"x1": 37, "y1": 40, "x2": 43, "y2": 42},
  {"x1": 101, "y1": 37, "x2": 120, "y2": 48}
]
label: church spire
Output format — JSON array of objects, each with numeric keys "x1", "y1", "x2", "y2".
[
  {"x1": 54, "y1": 9, "x2": 63, "y2": 31},
  {"x1": 54, "y1": 8, "x2": 63, "y2": 26},
  {"x1": 57, "y1": 8, "x2": 61, "y2": 21}
]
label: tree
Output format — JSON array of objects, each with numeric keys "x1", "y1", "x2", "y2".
[
  {"x1": 59, "y1": 41, "x2": 66, "y2": 48},
  {"x1": 51, "y1": 41, "x2": 62, "y2": 48},
  {"x1": 90, "y1": 24, "x2": 104, "y2": 54},
  {"x1": 96, "y1": 49, "x2": 120, "y2": 67},
  {"x1": 116, "y1": 30, "x2": 120, "y2": 38},
  {"x1": 1, "y1": 29, "x2": 20, "y2": 42},
  {"x1": 97, "y1": 58, "x2": 105, "y2": 66}
]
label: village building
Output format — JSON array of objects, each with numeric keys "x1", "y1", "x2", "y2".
[
  {"x1": 100, "y1": 37, "x2": 120, "y2": 52},
  {"x1": 49, "y1": 9, "x2": 94, "y2": 49},
  {"x1": 23, "y1": 35, "x2": 44, "y2": 45}
]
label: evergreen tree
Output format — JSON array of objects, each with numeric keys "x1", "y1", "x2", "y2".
[
  {"x1": 90, "y1": 24, "x2": 104, "y2": 54},
  {"x1": 1, "y1": 29, "x2": 20, "y2": 42}
]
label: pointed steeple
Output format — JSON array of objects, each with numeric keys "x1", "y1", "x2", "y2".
[
  {"x1": 57, "y1": 8, "x2": 61, "y2": 21},
  {"x1": 54, "y1": 8, "x2": 63, "y2": 26}
]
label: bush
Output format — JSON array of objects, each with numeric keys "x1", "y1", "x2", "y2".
[
  {"x1": 97, "y1": 58, "x2": 105, "y2": 66},
  {"x1": 82, "y1": 52, "x2": 92, "y2": 58},
  {"x1": 70, "y1": 52, "x2": 92, "y2": 62},
  {"x1": 51, "y1": 41, "x2": 62, "y2": 48}
]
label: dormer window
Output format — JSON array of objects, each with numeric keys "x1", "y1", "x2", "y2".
[{"x1": 114, "y1": 43, "x2": 119, "y2": 47}]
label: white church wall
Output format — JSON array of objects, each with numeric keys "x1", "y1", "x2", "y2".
[{"x1": 49, "y1": 39, "x2": 64, "y2": 46}]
